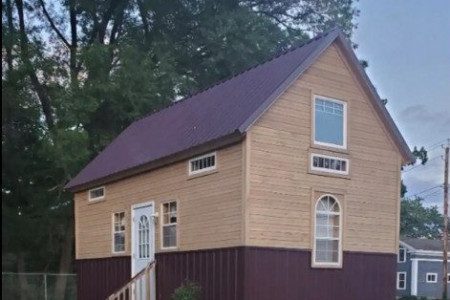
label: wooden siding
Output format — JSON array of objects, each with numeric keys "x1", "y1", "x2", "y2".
[
  {"x1": 74, "y1": 143, "x2": 244, "y2": 259},
  {"x1": 246, "y1": 42, "x2": 402, "y2": 254}
]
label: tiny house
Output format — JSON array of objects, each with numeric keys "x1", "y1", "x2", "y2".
[
  {"x1": 397, "y1": 238, "x2": 450, "y2": 299},
  {"x1": 66, "y1": 28, "x2": 414, "y2": 300}
]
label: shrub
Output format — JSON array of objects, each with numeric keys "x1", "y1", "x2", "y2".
[{"x1": 171, "y1": 281, "x2": 202, "y2": 300}]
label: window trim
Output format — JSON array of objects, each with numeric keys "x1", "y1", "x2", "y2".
[
  {"x1": 160, "y1": 201, "x2": 178, "y2": 250},
  {"x1": 312, "y1": 95, "x2": 348, "y2": 150},
  {"x1": 88, "y1": 186, "x2": 105, "y2": 202},
  {"x1": 188, "y1": 152, "x2": 217, "y2": 176},
  {"x1": 312, "y1": 194, "x2": 343, "y2": 268},
  {"x1": 111, "y1": 211, "x2": 126, "y2": 254},
  {"x1": 397, "y1": 272, "x2": 407, "y2": 290},
  {"x1": 398, "y1": 247, "x2": 406, "y2": 263},
  {"x1": 310, "y1": 153, "x2": 349, "y2": 175},
  {"x1": 426, "y1": 272, "x2": 438, "y2": 283}
]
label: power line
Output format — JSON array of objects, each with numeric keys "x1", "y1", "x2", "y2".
[
  {"x1": 409, "y1": 184, "x2": 443, "y2": 198},
  {"x1": 402, "y1": 156, "x2": 441, "y2": 173}
]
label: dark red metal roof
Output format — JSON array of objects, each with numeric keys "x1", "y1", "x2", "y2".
[{"x1": 66, "y1": 28, "x2": 413, "y2": 191}]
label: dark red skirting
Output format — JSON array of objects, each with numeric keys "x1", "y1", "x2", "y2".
[{"x1": 75, "y1": 247, "x2": 396, "y2": 300}]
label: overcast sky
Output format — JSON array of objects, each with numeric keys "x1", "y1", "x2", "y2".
[{"x1": 352, "y1": 0, "x2": 450, "y2": 208}]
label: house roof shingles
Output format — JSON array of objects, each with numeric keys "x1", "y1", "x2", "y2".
[
  {"x1": 66, "y1": 28, "x2": 413, "y2": 192},
  {"x1": 401, "y1": 238, "x2": 443, "y2": 252}
]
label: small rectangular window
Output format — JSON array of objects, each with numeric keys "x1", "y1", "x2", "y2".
[
  {"x1": 314, "y1": 96, "x2": 347, "y2": 149},
  {"x1": 398, "y1": 247, "x2": 406, "y2": 263},
  {"x1": 89, "y1": 187, "x2": 105, "y2": 201},
  {"x1": 113, "y1": 212, "x2": 125, "y2": 253},
  {"x1": 397, "y1": 272, "x2": 406, "y2": 290},
  {"x1": 311, "y1": 154, "x2": 349, "y2": 175},
  {"x1": 447, "y1": 273, "x2": 450, "y2": 283},
  {"x1": 162, "y1": 201, "x2": 177, "y2": 248},
  {"x1": 426, "y1": 273, "x2": 437, "y2": 283},
  {"x1": 189, "y1": 152, "x2": 216, "y2": 175}
]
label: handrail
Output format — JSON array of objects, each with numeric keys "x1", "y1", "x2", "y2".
[{"x1": 107, "y1": 260, "x2": 156, "y2": 300}]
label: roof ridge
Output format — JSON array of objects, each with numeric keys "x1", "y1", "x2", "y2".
[{"x1": 136, "y1": 29, "x2": 335, "y2": 123}]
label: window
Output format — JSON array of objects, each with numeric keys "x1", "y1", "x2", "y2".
[
  {"x1": 426, "y1": 273, "x2": 437, "y2": 283},
  {"x1": 314, "y1": 96, "x2": 347, "y2": 149},
  {"x1": 189, "y1": 152, "x2": 216, "y2": 175},
  {"x1": 398, "y1": 247, "x2": 406, "y2": 263},
  {"x1": 397, "y1": 272, "x2": 406, "y2": 290},
  {"x1": 447, "y1": 273, "x2": 450, "y2": 283},
  {"x1": 138, "y1": 215, "x2": 150, "y2": 258},
  {"x1": 113, "y1": 212, "x2": 125, "y2": 253},
  {"x1": 313, "y1": 195, "x2": 342, "y2": 267},
  {"x1": 89, "y1": 187, "x2": 105, "y2": 201},
  {"x1": 162, "y1": 201, "x2": 177, "y2": 248},
  {"x1": 311, "y1": 154, "x2": 349, "y2": 175}
]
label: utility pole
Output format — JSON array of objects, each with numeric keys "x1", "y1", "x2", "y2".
[{"x1": 444, "y1": 141, "x2": 449, "y2": 300}]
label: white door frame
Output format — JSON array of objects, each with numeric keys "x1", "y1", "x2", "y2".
[{"x1": 131, "y1": 201, "x2": 155, "y2": 276}]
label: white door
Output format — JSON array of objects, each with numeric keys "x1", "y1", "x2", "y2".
[{"x1": 132, "y1": 201, "x2": 155, "y2": 275}]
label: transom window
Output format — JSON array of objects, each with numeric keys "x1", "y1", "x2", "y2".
[
  {"x1": 397, "y1": 272, "x2": 406, "y2": 290},
  {"x1": 89, "y1": 187, "x2": 105, "y2": 201},
  {"x1": 313, "y1": 195, "x2": 342, "y2": 267},
  {"x1": 426, "y1": 273, "x2": 437, "y2": 283},
  {"x1": 189, "y1": 152, "x2": 216, "y2": 175},
  {"x1": 138, "y1": 215, "x2": 150, "y2": 258},
  {"x1": 311, "y1": 154, "x2": 349, "y2": 175},
  {"x1": 162, "y1": 201, "x2": 177, "y2": 248},
  {"x1": 398, "y1": 247, "x2": 406, "y2": 263},
  {"x1": 314, "y1": 96, "x2": 347, "y2": 149},
  {"x1": 113, "y1": 212, "x2": 125, "y2": 253}
]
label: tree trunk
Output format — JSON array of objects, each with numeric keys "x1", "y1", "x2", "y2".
[
  {"x1": 15, "y1": 0, "x2": 55, "y2": 130},
  {"x1": 17, "y1": 252, "x2": 30, "y2": 300},
  {"x1": 53, "y1": 221, "x2": 74, "y2": 300}
]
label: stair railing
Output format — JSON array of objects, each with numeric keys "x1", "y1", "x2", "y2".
[{"x1": 107, "y1": 260, "x2": 155, "y2": 300}]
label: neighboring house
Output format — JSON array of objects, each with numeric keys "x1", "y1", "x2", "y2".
[
  {"x1": 66, "y1": 28, "x2": 415, "y2": 300},
  {"x1": 397, "y1": 238, "x2": 450, "y2": 299}
]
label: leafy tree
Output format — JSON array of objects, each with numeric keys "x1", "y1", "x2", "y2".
[
  {"x1": 400, "y1": 197, "x2": 446, "y2": 239},
  {"x1": 2, "y1": 0, "x2": 359, "y2": 297}
]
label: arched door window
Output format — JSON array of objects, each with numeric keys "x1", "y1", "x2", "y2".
[
  {"x1": 314, "y1": 195, "x2": 342, "y2": 266},
  {"x1": 138, "y1": 215, "x2": 150, "y2": 259}
]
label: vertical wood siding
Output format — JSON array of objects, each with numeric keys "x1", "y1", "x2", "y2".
[{"x1": 247, "y1": 42, "x2": 402, "y2": 253}]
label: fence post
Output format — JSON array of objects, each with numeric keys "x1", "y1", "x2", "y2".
[{"x1": 44, "y1": 274, "x2": 48, "y2": 300}]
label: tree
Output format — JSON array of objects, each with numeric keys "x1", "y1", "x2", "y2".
[
  {"x1": 400, "y1": 197, "x2": 446, "y2": 239},
  {"x1": 2, "y1": 0, "x2": 359, "y2": 297}
]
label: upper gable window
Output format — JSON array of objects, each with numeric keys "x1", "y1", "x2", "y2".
[
  {"x1": 314, "y1": 96, "x2": 347, "y2": 149},
  {"x1": 88, "y1": 187, "x2": 105, "y2": 201},
  {"x1": 189, "y1": 152, "x2": 216, "y2": 175}
]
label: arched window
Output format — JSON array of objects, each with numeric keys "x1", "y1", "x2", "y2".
[
  {"x1": 138, "y1": 215, "x2": 150, "y2": 259},
  {"x1": 313, "y1": 195, "x2": 342, "y2": 266}
]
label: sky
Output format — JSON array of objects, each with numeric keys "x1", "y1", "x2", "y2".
[{"x1": 352, "y1": 0, "x2": 450, "y2": 208}]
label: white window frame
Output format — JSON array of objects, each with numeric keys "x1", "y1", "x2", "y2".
[
  {"x1": 312, "y1": 194, "x2": 343, "y2": 268},
  {"x1": 397, "y1": 272, "x2": 407, "y2": 290},
  {"x1": 313, "y1": 95, "x2": 348, "y2": 150},
  {"x1": 161, "y1": 201, "x2": 178, "y2": 250},
  {"x1": 188, "y1": 152, "x2": 217, "y2": 176},
  {"x1": 88, "y1": 186, "x2": 105, "y2": 202},
  {"x1": 426, "y1": 273, "x2": 438, "y2": 283},
  {"x1": 112, "y1": 212, "x2": 126, "y2": 254},
  {"x1": 398, "y1": 247, "x2": 406, "y2": 263},
  {"x1": 310, "y1": 153, "x2": 349, "y2": 175}
]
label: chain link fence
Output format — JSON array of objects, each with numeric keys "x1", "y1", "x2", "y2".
[{"x1": 2, "y1": 272, "x2": 76, "y2": 300}]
